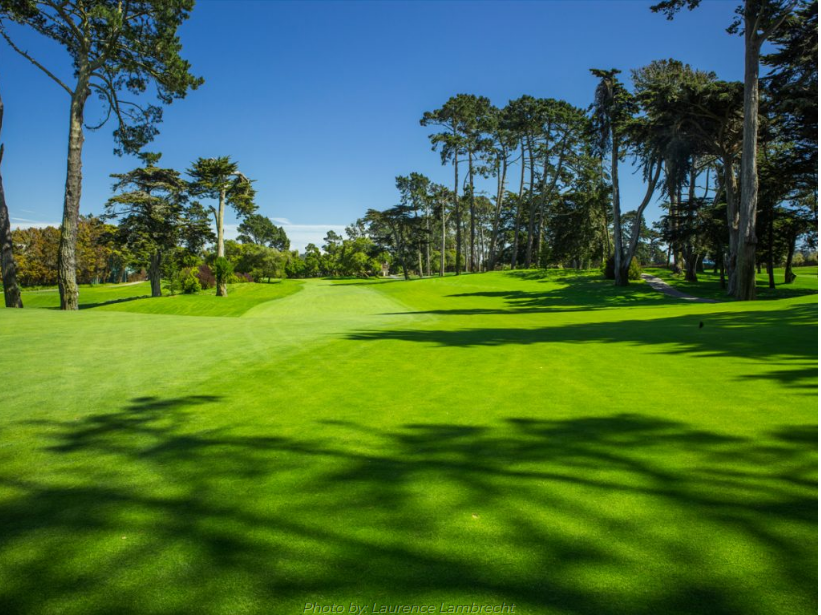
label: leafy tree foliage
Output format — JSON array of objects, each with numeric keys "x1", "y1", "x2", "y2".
[{"x1": 0, "y1": 0, "x2": 202, "y2": 309}]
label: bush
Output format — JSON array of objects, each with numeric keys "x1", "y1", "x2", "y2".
[
  {"x1": 602, "y1": 255, "x2": 642, "y2": 280},
  {"x1": 602, "y1": 256, "x2": 616, "y2": 279},
  {"x1": 180, "y1": 267, "x2": 202, "y2": 294},
  {"x1": 213, "y1": 257, "x2": 234, "y2": 288},
  {"x1": 196, "y1": 264, "x2": 216, "y2": 289},
  {"x1": 627, "y1": 256, "x2": 642, "y2": 280}
]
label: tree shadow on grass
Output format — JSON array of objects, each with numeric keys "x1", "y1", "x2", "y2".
[
  {"x1": 0, "y1": 397, "x2": 816, "y2": 614},
  {"x1": 352, "y1": 302, "x2": 817, "y2": 363}
]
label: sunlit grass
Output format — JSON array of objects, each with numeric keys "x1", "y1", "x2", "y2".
[{"x1": 0, "y1": 271, "x2": 816, "y2": 614}]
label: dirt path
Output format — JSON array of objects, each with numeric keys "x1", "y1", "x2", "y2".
[{"x1": 641, "y1": 273, "x2": 720, "y2": 304}]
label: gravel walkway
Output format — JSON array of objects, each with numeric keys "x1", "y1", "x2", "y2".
[{"x1": 641, "y1": 273, "x2": 720, "y2": 303}]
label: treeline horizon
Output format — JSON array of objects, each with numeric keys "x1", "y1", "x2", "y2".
[{"x1": 0, "y1": 0, "x2": 816, "y2": 307}]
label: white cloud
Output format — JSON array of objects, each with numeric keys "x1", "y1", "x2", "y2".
[
  {"x1": 11, "y1": 218, "x2": 61, "y2": 229},
  {"x1": 224, "y1": 221, "x2": 346, "y2": 253}
]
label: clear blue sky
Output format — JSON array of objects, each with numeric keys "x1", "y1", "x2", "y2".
[{"x1": 1, "y1": 0, "x2": 744, "y2": 251}]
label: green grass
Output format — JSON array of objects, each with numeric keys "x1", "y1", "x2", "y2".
[
  {"x1": 20, "y1": 280, "x2": 303, "y2": 317},
  {"x1": 645, "y1": 265, "x2": 819, "y2": 301},
  {"x1": 0, "y1": 271, "x2": 816, "y2": 614},
  {"x1": 20, "y1": 281, "x2": 153, "y2": 309}
]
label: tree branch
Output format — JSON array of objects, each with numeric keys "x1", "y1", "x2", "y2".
[{"x1": 0, "y1": 28, "x2": 73, "y2": 95}]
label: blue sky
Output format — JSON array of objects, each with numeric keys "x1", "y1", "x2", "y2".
[{"x1": 1, "y1": 0, "x2": 744, "y2": 251}]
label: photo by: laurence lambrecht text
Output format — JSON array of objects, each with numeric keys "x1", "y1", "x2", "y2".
[{"x1": 303, "y1": 603, "x2": 517, "y2": 614}]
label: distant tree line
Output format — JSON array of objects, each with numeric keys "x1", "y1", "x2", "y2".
[{"x1": 0, "y1": 0, "x2": 816, "y2": 305}]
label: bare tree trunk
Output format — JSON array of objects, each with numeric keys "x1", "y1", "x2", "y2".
[
  {"x1": 425, "y1": 201, "x2": 431, "y2": 277},
  {"x1": 784, "y1": 231, "x2": 797, "y2": 283},
  {"x1": 510, "y1": 141, "x2": 526, "y2": 269},
  {"x1": 468, "y1": 149, "x2": 476, "y2": 273},
  {"x1": 611, "y1": 139, "x2": 625, "y2": 286},
  {"x1": 684, "y1": 164, "x2": 698, "y2": 282},
  {"x1": 766, "y1": 211, "x2": 775, "y2": 289},
  {"x1": 0, "y1": 92, "x2": 22, "y2": 308},
  {"x1": 454, "y1": 146, "x2": 461, "y2": 276},
  {"x1": 216, "y1": 187, "x2": 227, "y2": 296},
  {"x1": 440, "y1": 198, "x2": 446, "y2": 277},
  {"x1": 620, "y1": 160, "x2": 661, "y2": 281},
  {"x1": 736, "y1": 7, "x2": 763, "y2": 301},
  {"x1": 488, "y1": 155, "x2": 507, "y2": 270},
  {"x1": 149, "y1": 250, "x2": 163, "y2": 297},
  {"x1": 722, "y1": 154, "x2": 739, "y2": 294},
  {"x1": 57, "y1": 71, "x2": 90, "y2": 310},
  {"x1": 524, "y1": 137, "x2": 537, "y2": 268}
]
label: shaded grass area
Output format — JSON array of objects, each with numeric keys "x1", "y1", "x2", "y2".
[
  {"x1": 20, "y1": 282, "x2": 152, "y2": 309},
  {"x1": 0, "y1": 272, "x2": 816, "y2": 614},
  {"x1": 646, "y1": 266, "x2": 818, "y2": 301},
  {"x1": 19, "y1": 280, "x2": 303, "y2": 317}
]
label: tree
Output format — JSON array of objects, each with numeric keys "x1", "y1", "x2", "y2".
[
  {"x1": 590, "y1": 68, "x2": 643, "y2": 285},
  {"x1": 652, "y1": 0, "x2": 801, "y2": 299},
  {"x1": 237, "y1": 213, "x2": 289, "y2": 250},
  {"x1": 421, "y1": 97, "x2": 467, "y2": 274},
  {"x1": 188, "y1": 157, "x2": 256, "y2": 296},
  {"x1": 104, "y1": 152, "x2": 189, "y2": 297},
  {"x1": 0, "y1": 0, "x2": 202, "y2": 309},
  {"x1": 0, "y1": 80, "x2": 21, "y2": 306}
]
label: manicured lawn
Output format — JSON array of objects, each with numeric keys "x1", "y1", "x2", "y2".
[
  {"x1": 20, "y1": 280, "x2": 303, "y2": 317},
  {"x1": 20, "y1": 281, "x2": 153, "y2": 309},
  {"x1": 0, "y1": 271, "x2": 816, "y2": 614},
  {"x1": 645, "y1": 265, "x2": 819, "y2": 301}
]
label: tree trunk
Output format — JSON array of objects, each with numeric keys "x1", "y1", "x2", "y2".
[
  {"x1": 684, "y1": 164, "x2": 698, "y2": 282},
  {"x1": 425, "y1": 201, "x2": 431, "y2": 277},
  {"x1": 440, "y1": 198, "x2": 446, "y2": 277},
  {"x1": 216, "y1": 187, "x2": 227, "y2": 296},
  {"x1": 784, "y1": 232, "x2": 797, "y2": 283},
  {"x1": 619, "y1": 160, "x2": 661, "y2": 282},
  {"x1": 722, "y1": 154, "x2": 739, "y2": 295},
  {"x1": 454, "y1": 146, "x2": 461, "y2": 276},
  {"x1": 488, "y1": 155, "x2": 507, "y2": 271},
  {"x1": 766, "y1": 212, "x2": 775, "y2": 289},
  {"x1": 57, "y1": 74, "x2": 90, "y2": 310},
  {"x1": 149, "y1": 250, "x2": 163, "y2": 297},
  {"x1": 468, "y1": 149, "x2": 476, "y2": 273},
  {"x1": 0, "y1": 93, "x2": 21, "y2": 308},
  {"x1": 735, "y1": 9, "x2": 763, "y2": 301},
  {"x1": 510, "y1": 140, "x2": 526, "y2": 269},
  {"x1": 719, "y1": 249, "x2": 726, "y2": 288},
  {"x1": 611, "y1": 139, "x2": 625, "y2": 286},
  {"x1": 524, "y1": 137, "x2": 537, "y2": 268}
]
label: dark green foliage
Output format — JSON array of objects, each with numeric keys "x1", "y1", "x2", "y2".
[
  {"x1": 602, "y1": 256, "x2": 616, "y2": 280},
  {"x1": 627, "y1": 256, "x2": 643, "y2": 280},
  {"x1": 179, "y1": 267, "x2": 201, "y2": 294},
  {"x1": 212, "y1": 257, "x2": 233, "y2": 291},
  {"x1": 0, "y1": 0, "x2": 203, "y2": 155},
  {"x1": 237, "y1": 214, "x2": 290, "y2": 250}
]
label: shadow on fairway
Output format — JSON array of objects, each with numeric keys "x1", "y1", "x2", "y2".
[
  {"x1": 0, "y1": 398, "x2": 816, "y2": 614},
  {"x1": 352, "y1": 302, "x2": 817, "y2": 386}
]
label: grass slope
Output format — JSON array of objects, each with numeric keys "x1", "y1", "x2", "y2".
[
  {"x1": 20, "y1": 280, "x2": 303, "y2": 317},
  {"x1": 0, "y1": 271, "x2": 816, "y2": 615}
]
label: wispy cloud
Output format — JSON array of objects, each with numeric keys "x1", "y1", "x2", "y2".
[
  {"x1": 10, "y1": 218, "x2": 60, "y2": 229},
  {"x1": 225, "y1": 221, "x2": 346, "y2": 253}
]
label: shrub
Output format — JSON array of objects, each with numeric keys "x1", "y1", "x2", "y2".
[
  {"x1": 180, "y1": 267, "x2": 202, "y2": 294},
  {"x1": 196, "y1": 264, "x2": 216, "y2": 289},
  {"x1": 213, "y1": 257, "x2": 234, "y2": 288},
  {"x1": 602, "y1": 255, "x2": 642, "y2": 280},
  {"x1": 602, "y1": 256, "x2": 616, "y2": 279},
  {"x1": 627, "y1": 256, "x2": 642, "y2": 280}
]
